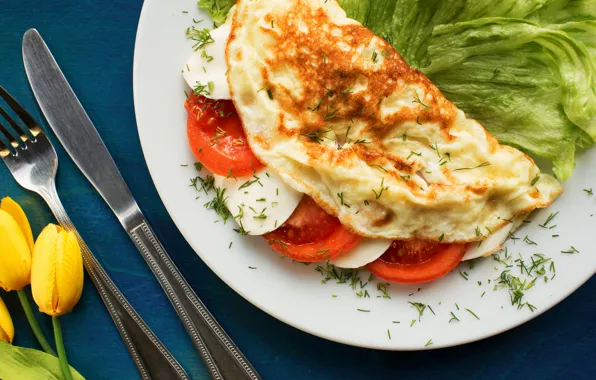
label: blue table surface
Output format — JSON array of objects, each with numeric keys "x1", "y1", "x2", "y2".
[{"x1": 1, "y1": 1, "x2": 595, "y2": 379}]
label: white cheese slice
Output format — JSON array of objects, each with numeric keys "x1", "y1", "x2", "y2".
[
  {"x1": 330, "y1": 238, "x2": 393, "y2": 269},
  {"x1": 183, "y1": 21, "x2": 231, "y2": 100},
  {"x1": 213, "y1": 168, "x2": 302, "y2": 235}
]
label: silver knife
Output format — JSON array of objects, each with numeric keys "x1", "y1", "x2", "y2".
[{"x1": 23, "y1": 29, "x2": 261, "y2": 380}]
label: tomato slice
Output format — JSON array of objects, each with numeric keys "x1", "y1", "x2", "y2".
[
  {"x1": 264, "y1": 196, "x2": 361, "y2": 262},
  {"x1": 367, "y1": 240, "x2": 467, "y2": 284},
  {"x1": 185, "y1": 94, "x2": 264, "y2": 176}
]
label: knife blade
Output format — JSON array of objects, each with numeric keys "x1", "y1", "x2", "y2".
[{"x1": 23, "y1": 28, "x2": 261, "y2": 380}]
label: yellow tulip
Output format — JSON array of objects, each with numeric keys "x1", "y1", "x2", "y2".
[
  {"x1": 0, "y1": 295, "x2": 15, "y2": 344},
  {"x1": 31, "y1": 224, "x2": 84, "y2": 317},
  {"x1": 0, "y1": 197, "x2": 34, "y2": 292}
]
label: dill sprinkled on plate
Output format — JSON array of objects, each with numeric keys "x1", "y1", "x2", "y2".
[
  {"x1": 539, "y1": 211, "x2": 559, "y2": 228},
  {"x1": 190, "y1": 175, "x2": 214, "y2": 195},
  {"x1": 453, "y1": 162, "x2": 491, "y2": 171},
  {"x1": 459, "y1": 270, "x2": 469, "y2": 280},
  {"x1": 424, "y1": 339, "x2": 433, "y2": 347},
  {"x1": 455, "y1": 303, "x2": 460, "y2": 310},
  {"x1": 410, "y1": 320, "x2": 416, "y2": 327},
  {"x1": 387, "y1": 329, "x2": 391, "y2": 340},
  {"x1": 584, "y1": 188, "x2": 593, "y2": 195},
  {"x1": 523, "y1": 236, "x2": 537, "y2": 245},
  {"x1": 248, "y1": 266, "x2": 257, "y2": 270},
  {"x1": 408, "y1": 302, "x2": 429, "y2": 321},
  {"x1": 448, "y1": 312, "x2": 459, "y2": 323},
  {"x1": 465, "y1": 308, "x2": 480, "y2": 320},
  {"x1": 357, "y1": 308, "x2": 370, "y2": 313},
  {"x1": 377, "y1": 283, "x2": 391, "y2": 299},
  {"x1": 561, "y1": 246, "x2": 579, "y2": 254}
]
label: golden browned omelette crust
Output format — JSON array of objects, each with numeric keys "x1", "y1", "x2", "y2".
[{"x1": 226, "y1": 0, "x2": 562, "y2": 242}]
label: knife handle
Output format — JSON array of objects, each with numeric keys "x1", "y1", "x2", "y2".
[
  {"x1": 40, "y1": 186, "x2": 189, "y2": 380},
  {"x1": 128, "y1": 219, "x2": 261, "y2": 380}
]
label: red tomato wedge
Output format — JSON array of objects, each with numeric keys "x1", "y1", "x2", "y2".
[
  {"x1": 367, "y1": 240, "x2": 467, "y2": 284},
  {"x1": 264, "y1": 196, "x2": 361, "y2": 262},
  {"x1": 185, "y1": 94, "x2": 264, "y2": 177}
]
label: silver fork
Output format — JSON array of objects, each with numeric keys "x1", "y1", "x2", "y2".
[{"x1": 0, "y1": 86, "x2": 189, "y2": 380}]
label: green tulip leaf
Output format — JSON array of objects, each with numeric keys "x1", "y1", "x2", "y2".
[{"x1": 0, "y1": 341, "x2": 85, "y2": 380}]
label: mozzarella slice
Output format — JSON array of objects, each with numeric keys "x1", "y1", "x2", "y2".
[
  {"x1": 214, "y1": 168, "x2": 302, "y2": 235},
  {"x1": 183, "y1": 21, "x2": 231, "y2": 99},
  {"x1": 462, "y1": 215, "x2": 526, "y2": 260},
  {"x1": 330, "y1": 238, "x2": 393, "y2": 269}
]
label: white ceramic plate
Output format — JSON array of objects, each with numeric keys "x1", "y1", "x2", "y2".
[{"x1": 133, "y1": 0, "x2": 596, "y2": 350}]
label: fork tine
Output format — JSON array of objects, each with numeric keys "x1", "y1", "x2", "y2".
[
  {"x1": 0, "y1": 119, "x2": 19, "y2": 157},
  {"x1": 0, "y1": 86, "x2": 41, "y2": 139},
  {"x1": 0, "y1": 105, "x2": 31, "y2": 145}
]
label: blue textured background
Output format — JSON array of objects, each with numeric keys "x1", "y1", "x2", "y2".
[{"x1": 0, "y1": 1, "x2": 595, "y2": 379}]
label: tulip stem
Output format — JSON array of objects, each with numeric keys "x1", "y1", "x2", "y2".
[
  {"x1": 52, "y1": 317, "x2": 74, "y2": 380},
  {"x1": 17, "y1": 290, "x2": 56, "y2": 356}
]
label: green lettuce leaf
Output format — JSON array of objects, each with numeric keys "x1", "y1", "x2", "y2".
[
  {"x1": 0, "y1": 341, "x2": 85, "y2": 380},
  {"x1": 198, "y1": 0, "x2": 236, "y2": 24},
  {"x1": 338, "y1": 0, "x2": 596, "y2": 179}
]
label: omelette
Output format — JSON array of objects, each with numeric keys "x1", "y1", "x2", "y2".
[{"x1": 224, "y1": 0, "x2": 562, "y2": 243}]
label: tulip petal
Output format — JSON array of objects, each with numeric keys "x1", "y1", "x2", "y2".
[
  {"x1": 55, "y1": 230, "x2": 84, "y2": 315},
  {"x1": 31, "y1": 224, "x2": 59, "y2": 316},
  {"x1": 0, "y1": 295, "x2": 15, "y2": 344},
  {"x1": 0, "y1": 209, "x2": 32, "y2": 291},
  {"x1": 1, "y1": 197, "x2": 34, "y2": 253}
]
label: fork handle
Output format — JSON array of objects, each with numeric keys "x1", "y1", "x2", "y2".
[
  {"x1": 39, "y1": 185, "x2": 189, "y2": 380},
  {"x1": 127, "y1": 218, "x2": 261, "y2": 380}
]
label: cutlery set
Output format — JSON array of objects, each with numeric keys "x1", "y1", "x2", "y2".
[{"x1": 0, "y1": 29, "x2": 260, "y2": 380}]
